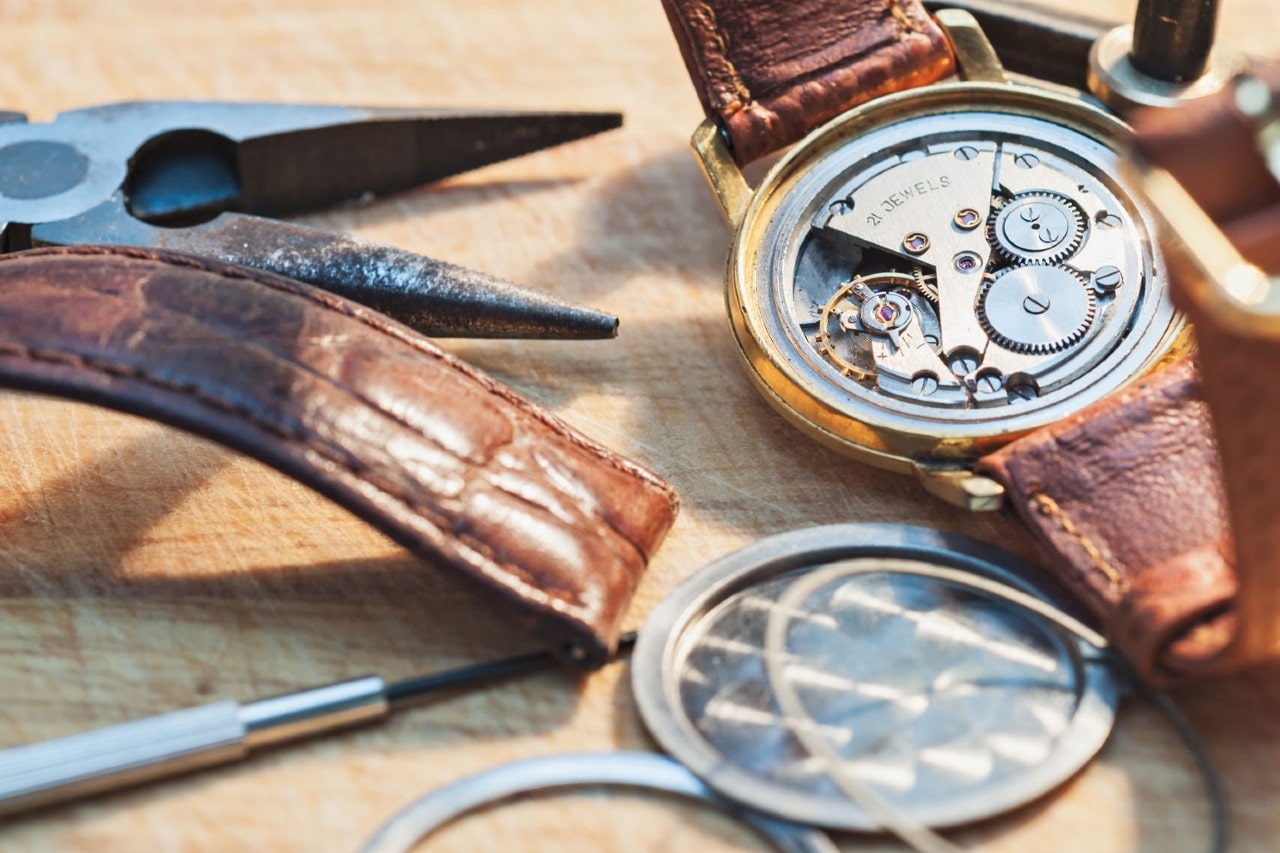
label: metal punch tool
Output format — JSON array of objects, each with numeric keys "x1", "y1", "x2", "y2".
[{"x1": 0, "y1": 102, "x2": 621, "y2": 338}]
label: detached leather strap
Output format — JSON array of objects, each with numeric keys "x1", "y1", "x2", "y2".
[
  {"x1": 0, "y1": 246, "x2": 679, "y2": 666},
  {"x1": 977, "y1": 360, "x2": 1235, "y2": 685},
  {"x1": 661, "y1": 0, "x2": 955, "y2": 165}
]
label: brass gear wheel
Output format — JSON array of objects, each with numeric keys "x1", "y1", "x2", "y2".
[
  {"x1": 815, "y1": 280, "x2": 874, "y2": 380},
  {"x1": 815, "y1": 271, "x2": 919, "y2": 379},
  {"x1": 910, "y1": 265, "x2": 939, "y2": 303}
]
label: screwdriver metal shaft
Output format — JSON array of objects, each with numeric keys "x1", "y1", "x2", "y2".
[{"x1": 0, "y1": 634, "x2": 636, "y2": 818}]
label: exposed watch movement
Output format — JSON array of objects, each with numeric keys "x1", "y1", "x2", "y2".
[
  {"x1": 725, "y1": 83, "x2": 1184, "y2": 475},
  {"x1": 780, "y1": 103, "x2": 1162, "y2": 411}
]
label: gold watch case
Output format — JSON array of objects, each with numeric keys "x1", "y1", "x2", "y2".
[{"x1": 691, "y1": 12, "x2": 1191, "y2": 509}]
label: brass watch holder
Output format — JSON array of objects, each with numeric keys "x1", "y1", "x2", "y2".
[
  {"x1": 1133, "y1": 71, "x2": 1280, "y2": 672},
  {"x1": 1137, "y1": 73, "x2": 1280, "y2": 336}
]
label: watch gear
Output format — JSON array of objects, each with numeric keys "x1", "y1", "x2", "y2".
[
  {"x1": 814, "y1": 278, "x2": 875, "y2": 380},
  {"x1": 910, "y1": 265, "x2": 940, "y2": 303},
  {"x1": 978, "y1": 265, "x2": 1096, "y2": 355},
  {"x1": 988, "y1": 191, "x2": 1086, "y2": 265}
]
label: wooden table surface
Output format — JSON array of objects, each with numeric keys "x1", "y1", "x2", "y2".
[{"x1": 2, "y1": 1, "x2": 1278, "y2": 850}]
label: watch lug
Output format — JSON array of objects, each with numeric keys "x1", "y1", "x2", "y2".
[
  {"x1": 691, "y1": 118, "x2": 752, "y2": 227},
  {"x1": 913, "y1": 465, "x2": 1006, "y2": 512},
  {"x1": 935, "y1": 9, "x2": 1009, "y2": 84}
]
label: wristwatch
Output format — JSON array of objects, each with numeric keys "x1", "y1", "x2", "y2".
[{"x1": 660, "y1": 0, "x2": 1235, "y2": 682}]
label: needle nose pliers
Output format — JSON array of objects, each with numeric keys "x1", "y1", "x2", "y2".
[{"x1": 0, "y1": 102, "x2": 621, "y2": 338}]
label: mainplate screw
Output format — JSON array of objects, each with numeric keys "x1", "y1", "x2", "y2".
[
  {"x1": 1008, "y1": 381, "x2": 1039, "y2": 401},
  {"x1": 911, "y1": 373, "x2": 940, "y2": 397},
  {"x1": 1093, "y1": 266, "x2": 1124, "y2": 291},
  {"x1": 975, "y1": 372, "x2": 1004, "y2": 394},
  {"x1": 948, "y1": 350, "x2": 979, "y2": 375}
]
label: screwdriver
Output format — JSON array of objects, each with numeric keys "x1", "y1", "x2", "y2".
[{"x1": 0, "y1": 633, "x2": 636, "y2": 818}]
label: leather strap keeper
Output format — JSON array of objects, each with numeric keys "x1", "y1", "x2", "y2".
[
  {"x1": 661, "y1": 0, "x2": 955, "y2": 165},
  {"x1": 0, "y1": 246, "x2": 679, "y2": 666}
]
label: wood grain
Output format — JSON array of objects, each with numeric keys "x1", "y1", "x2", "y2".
[{"x1": 1, "y1": 1, "x2": 1277, "y2": 850}]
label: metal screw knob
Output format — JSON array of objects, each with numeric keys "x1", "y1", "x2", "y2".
[
  {"x1": 1131, "y1": 0, "x2": 1219, "y2": 83},
  {"x1": 1087, "y1": 0, "x2": 1237, "y2": 114}
]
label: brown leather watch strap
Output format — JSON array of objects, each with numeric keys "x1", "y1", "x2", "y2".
[
  {"x1": 661, "y1": 0, "x2": 955, "y2": 165},
  {"x1": 1132, "y1": 63, "x2": 1280, "y2": 672},
  {"x1": 0, "y1": 246, "x2": 678, "y2": 666},
  {"x1": 976, "y1": 359, "x2": 1236, "y2": 685}
]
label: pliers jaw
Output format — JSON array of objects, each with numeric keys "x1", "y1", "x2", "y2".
[
  {"x1": 0, "y1": 223, "x2": 15, "y2": 253},
  {"x1": 0, "y1": 102, "x2": 623, "y2": 339}
]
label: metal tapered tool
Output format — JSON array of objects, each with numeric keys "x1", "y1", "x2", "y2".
[
  {"x1": 1087, "y1": 0, "x2": 1236, "y2": 113},
  {"x1": 1131, "y1": 0, "x2": 1220, "y2": 83},
  {"x1": 0, "y1": 634, "x2": 637, "y2": 818},
  {"x1": 0, "y1": 102, "x2": 621, "y2": 338},
  {"x1": 925, "y1": 0, "x2": 1238, "y2": 111}
]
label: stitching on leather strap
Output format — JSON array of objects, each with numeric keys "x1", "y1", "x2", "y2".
[
  {"x1": 0, "y1": 341, "x2": 588, "y2": 613},
  {"x1": 692, "y1": 0, "x2": 752, "y2": 107},
  {"x1": 1031, "y1": 492, "x2": 1129, "y2": 594},
  {"x1": 888, "y1": 0, "x2": 919, "y2": 34}
]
